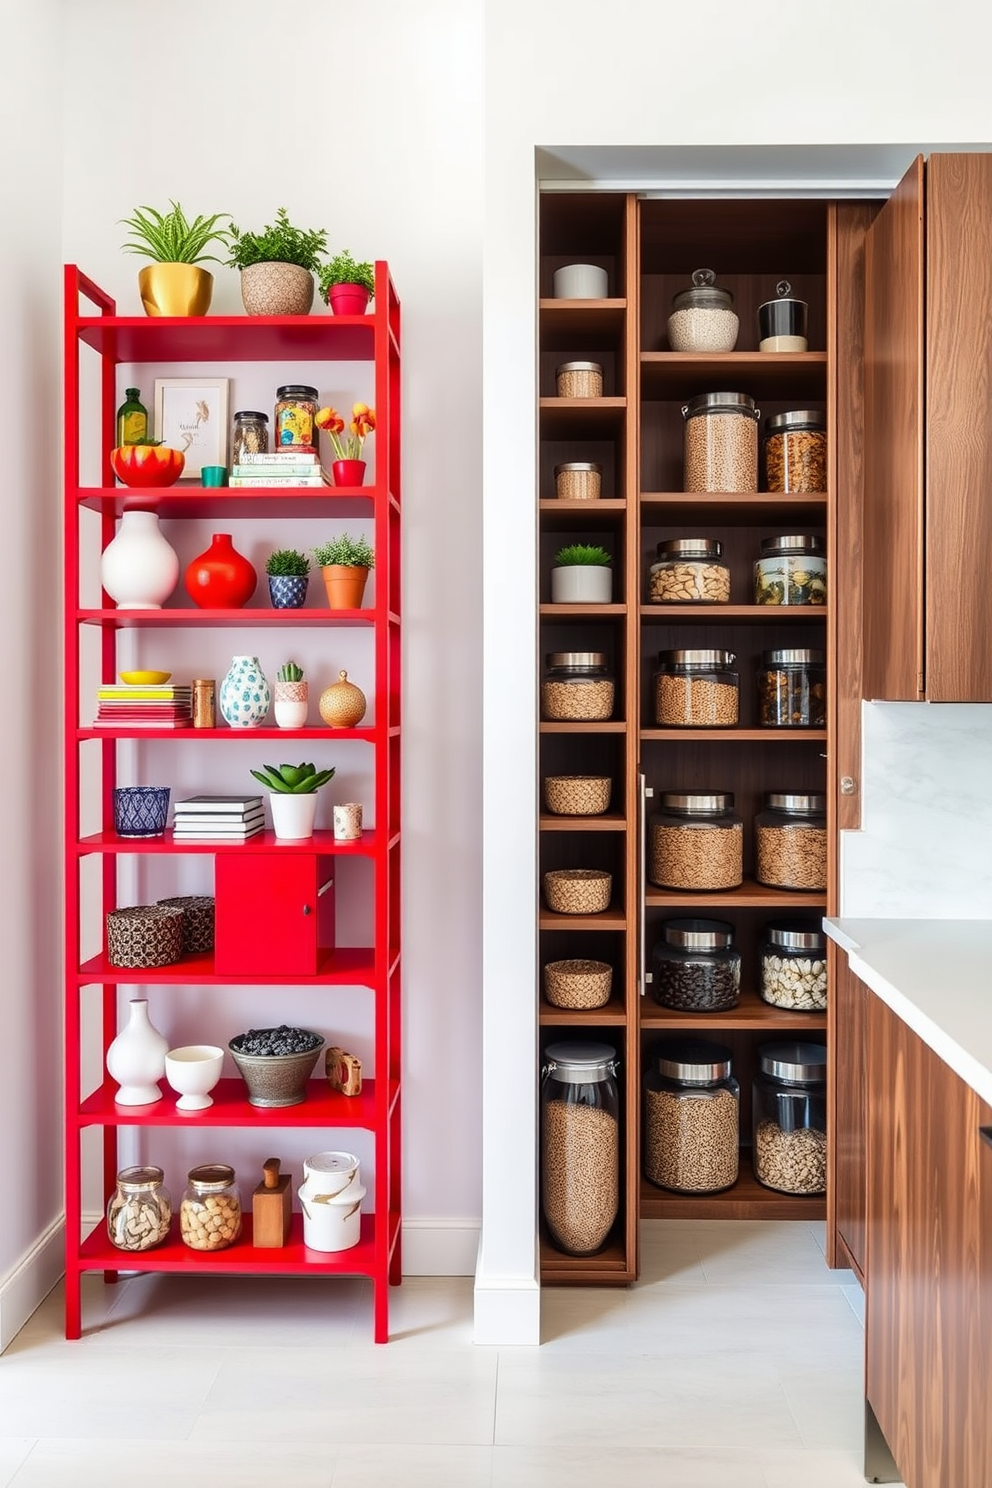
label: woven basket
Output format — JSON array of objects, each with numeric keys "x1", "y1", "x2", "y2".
[
  {"x1": 544, "y1": 959, "x2": 613, "y2": 1009},
  {"x1": 156, "y1": 894, "x2": 215, "y2": 954},
  {"x1": 543, "y1": 869, "x2": 612, "y2": 915},
  {"x1": 543, "y1": 775, "x2": 611, "y2": 816},
  {"x1": 107, "y1": 904, "x2": 185, "y2": 969}
]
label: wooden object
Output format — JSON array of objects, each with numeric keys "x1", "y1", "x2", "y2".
[
  {"x1": 828, "y1": 946, "x2": 867, "y2": 1282},
  {"x1": 252, "y1": 1158, "x2": 292, "y2": 1248},
  {"x1": 325, "y1": 1046, "x2": 363, "y2": 1096}
]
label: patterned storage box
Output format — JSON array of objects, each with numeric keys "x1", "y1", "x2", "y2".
[
  {"x1": 107, "y1": 904, "x2": 185, "y2": 969},
  {"x1": 156, "y1": 894, "x2": 215, "y2": 954}
]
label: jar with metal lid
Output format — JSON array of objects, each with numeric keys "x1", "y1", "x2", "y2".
[
  {"x1": 654, "y1": 649, "x2": 739, "y2": 728},
  {"x1": 542, "y1": 651, "x2": 615, "y2": 722},
  {"x1": 541, "y1": 1041, "x2": 619, "y2": 1256},
  {"x1": 648, "y1": 537, "x2": 731, "y2": 603},
  {"x1": 682, "y1": 391, "x2": 759, "y2": 493},
  {"x1": 760, "y1": 921, "x2": 828, "y2": 1011},
  {"x1": 274, "y1": 384, "x2": 319, "y2": 448},
  {"x1": 752, "y1": 1041, "x2": 827, "y2": 1193},
  {"x1": 553, "y1": 461, "x2": 602, "y2": 501},
  {"x1": 644, "y1": 1038, "x2": 739, "y2": 1193},
  {"x1": 758, "y1": 648, "x2": 826, "y2": 728},
  {"x1": 667, "y1": 269, "x2": 740, "y2": 353},
  {"x1": 755, "y1": 791, "x2": 827, "y2": 891},
  {"x1": 764, "y1": 411, "x2": 826, "y2": 492},
  {"x1": 649, "y1": 791, "x2": 743, "y2": 891},
  {"x1": 180, "y1": 1163, "x2": 242, "y2": 1251},
  {"x1": 231, "y1": 409, "x2": 269, "y2": 464},
  {"x1": 555, "y1": 361, "x2": 603, "y2": 398},
  {"x1": 650, "y1": 918, "x2": 741, "y2": 1012},
  {"x1": 758, "y1": 280, "x2": 809, "y2": 352},
  {"x1": 106, "y1": 1165, "x2": 172, "y2": 1252},
  {"x1": 754, "y1": 534, "x2": 826, "y2": 606}
]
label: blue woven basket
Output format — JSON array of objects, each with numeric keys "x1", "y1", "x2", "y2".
[{"x1": 113, "y1": 786, "x2": 170, "y2": 837}]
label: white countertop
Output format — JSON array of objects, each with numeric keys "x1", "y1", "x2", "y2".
[{"x1": 824, "y1": 918, "x2": 992, "y2": 1108}]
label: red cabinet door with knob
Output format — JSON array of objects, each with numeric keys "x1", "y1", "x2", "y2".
[{"x1": 213, "y1": 854, "x2": 335, "y2": 976}]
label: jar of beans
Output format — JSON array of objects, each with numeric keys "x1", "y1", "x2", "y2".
[
  {"x1": 106, "y1": 1165, "x2": 171, "y2": 1252},
  {"x1": 764, "y1": 411, "x2": 827, "y2": 492},
  {"x1": 682, "y1": 391, "x2": 759, "y2": 493},
  {"x1": 654, "y1": 649, "x2": 739, "y2": 728},
  {"x1": 541, "y1": 1041, "x2": 619, "y2": 1256},
  {"x1": 555, "y1": 361, "x2": 603, "y2": 398},
  {"x1": 231, "y1": 410, "x2": 269, "y2": 464},
  {"x1": 649, "y1": 791, "x2": 743, "y2": 891},
  {"x1": 180, "y1": 1163, "x2": 242, "y2": 1252},
  {"x1": 754, "y1": 791, "x2": 827, "y2": 891},
  {"x1": 542, "y1": 651, "x2": 615, "y2": 721},
  {"x1": 666, "y1": 269, "x2": 740, "y2": 353},
  {"x1": 650, "y1": 918, "x2": 741, "y2": 1012},
  {"x1": 758, "y1": 648, "x2": 826, "y2": 727},
  {"x1": 643, "y1": 1039, "x2": 739, "y2": 1193},
  {"x1": 754, "y1": 534, "x2": 826, "y2": 606},
  {"x1": 760, "y1": 922, "x2": 828, "y2": 1011},
  {"x1": 648, "y1": 538, "x2": 731, "y2": 604},
  {"x1": 752, "y1": 1041, "x2": 827, "y2": 1194}
]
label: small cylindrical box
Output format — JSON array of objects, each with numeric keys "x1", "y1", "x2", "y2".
[{"x1": 555, "y1": 361, "x2": 603, "y2": 398}]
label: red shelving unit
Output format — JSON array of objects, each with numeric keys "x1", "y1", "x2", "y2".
[{"x1": 63, "y1": 264, "x2": 401, "y2": 1341}]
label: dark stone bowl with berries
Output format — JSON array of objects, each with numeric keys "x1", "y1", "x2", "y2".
[{"x1": 229, "y1": 1025, "x2": 325, "y2": 1107}]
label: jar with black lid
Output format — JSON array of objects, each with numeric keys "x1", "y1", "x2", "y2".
[
  {"x1": 650, "y1": 918, "x2": 741, "y2": 1012},
  {"x1": 758, "y1": 648, "x2": 826, "y2": 727},
  {"x1": 752, "y1": 1041, "x2": 827, "y2": 1193},
  {"x1": 541, "y1": 1041, "x2": 619, "y2": 1256},
  {"x1": 764, "y1": 411, "x2": 826, "y2": 492},
  {"x1": 231, "y1": 410, "x2": 269, "y2": 464},
  {"x1": 644, "y1": 1038, "x2": 739, "y2": 1193},
  {"x1": 754, "y1": 534, "x2": 826, "y2": 606},
  {"x1": 541, "y1": 652, "x2": 615, "y2": 721},
  {"x1": 667, "y1": 269, "x2": 740, "y2": 353},
  {"x1": 274, "y1": 384, "x2": 319, "y2": 448},
  {"x1": 757, "y1": 280, "x2": 809, "y2": 352},
  {"x1": 648, "y1": 538, "x2": 731, "y2": 603},
  {"x1": 754, "y1": 791, "x2": 827, "y2": 891},
  {"x1": 654, "y1": 649, "x2": 739, "y2": 728},
  {"x1": 648, "y1": 791, "x2": 743, "y2": 891},
  {"x1": 682, "y1": 391, "x2": 759, "y2": 493},
  {"x1": 760, "y1": 922, "x2": 828, "y2": 1011}
]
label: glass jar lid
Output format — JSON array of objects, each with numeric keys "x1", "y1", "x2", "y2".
[
  {"x1": 546, "y1": 651, "x2": 607, "y2": 669},
  {"x1": 759, "y1": 534, "x2": 824, "y2": 556},
  {"x1": 766, "y1": 921, "x2": 826, "y2": 951},
  {"x1": 763, "y1": 791, "x2": 827, "y2": 814},
  {"x1": 660, "y1": 791, "x2": 734, "y2": 813},
  {"x1": 545, "y1": 1040, "x2": 617, "y2": 1082},
  {"x1": 275, "y1": 384, "x2": 319, "y2": 399},
  {"x1": 661, "y1": 917, "x2": 735, "y2": 950},
  {"x1": 758, "y1": 280, "x2": 808, "y2": 313},
  {"x1": 655, "y1": 538, "x2": 723, "y2": 559},
  {"x1": 657, "y1": 1037, "x2": 733, "y2": 1084},
  {"x1": 683, "y1": 391, "x2": 758, "y2": 421},
  {"x1": 556, "y1": 361, "x2": 603, "y2": 374},
  {"x1": 117, "y1": 1165, "x2": 165, "y2": 1192},
  {"x1": 658, "y1": 648, "x2": 736, "y2": 667},
  {"x1": 761, "y1": 648, "x2": 826, "y2": 666},
  {"x1": 187, "y1": 1163, "x2": 236, "y2": 1191},
  {"x1": 554, "y1": 461, "x2": 602, "y2": 475},
  {"x1": 758, "y1": 1040, "x2": 827, "y2": 1084},
  {"x1": 765, "y1": 410, "x2": 825, "y2": 434},
  {"x1": 234, "y1": 410, "x2": 269, "y2": 422},
  {"x1": 671, "y1": 268, "x2": 734, "y2": 312}
]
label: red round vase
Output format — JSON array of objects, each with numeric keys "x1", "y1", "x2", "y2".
[
  {"x1": 328, "y1": 283, "x2": 371, "y2": 316},
  {"x1": 184, "y1": 533, "x2": 257, "y2": 609}
]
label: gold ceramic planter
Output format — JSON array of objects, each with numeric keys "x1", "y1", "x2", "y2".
[{"x1": 138, "y1": 263, "x2": 214, "y2": 317}]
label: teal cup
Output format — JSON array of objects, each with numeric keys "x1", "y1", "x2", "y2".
[{"x1": 200, "y1": 465, "x2": 228, "y2": 487}]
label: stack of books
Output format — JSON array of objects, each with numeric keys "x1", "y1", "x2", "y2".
[
  {"x1": 172, "y1": 794, "x2": 265, "y2": 842},
  {"x1": 228, "y1": 450, "x2": 325, "y2": 488},
  {"x1": 95, "y1": 683, "x2": 192, "y2": 728}
]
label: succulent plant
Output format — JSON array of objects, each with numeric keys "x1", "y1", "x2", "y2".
[
  {"x1": 265, "y1": 548, "x2": 310, "y2": 577},
  {"x1": 277, "y1": 661, "x2": 304, "y2": 683},
  {"x1": 249, "y1": 762, "x2": 335, "y2": 795}
]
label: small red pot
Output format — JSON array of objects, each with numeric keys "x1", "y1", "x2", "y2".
[
  {"x1": 328, "y1": 283, "x2": 371, "y2": 316},
  {"x1": 185, "y1": 533, "x2": 257, "y2": 609},
  {"x1": 331, "y1": 459, "x2": 366, "y2": 487}
]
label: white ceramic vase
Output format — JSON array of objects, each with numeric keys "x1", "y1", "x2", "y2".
[
  {"x1": 106, "y1": 998, "x2": 168, "y2": 1106},
  {"x1": 269, "y1": 791, "x2": 318, "y2": 840},
  {"x1": 100, "y1": 510, "x2": 180, "y2": 609},
  {"x1": 298, "y1": 1152, "x2": 366, "y2": 1252},
  {"x1": 219, "y1": 655, "x2": 271, "y2": 728},
  {"x1": 551, "y1": 565, "x2": 612, "y2": 603}
]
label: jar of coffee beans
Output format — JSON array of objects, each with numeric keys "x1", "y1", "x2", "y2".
[
  {"x1": 649, "y1": 791, "x2": 743, "y2": 891},
  {"x1": 541, "y1": 1041, "x2": 619, "y2": 1256},
  {"x1": 180, "y1": 1163, "x2": 242, "y2": 1252},
  {"x1": 654, "y1": 649, "x2": 739, "y2": 728},
  {"x1": 648, "y1": 538, "x2": 731, "y2": 604},
  {"x1": 754, "y1": 535, "x2": 826, "y2": 606},
  {"x1": 106, "y1": 1165, "x2": 171, "y2": 1252},
  {"x1": 763, "y1": 410, "x2": 826, "y2": 492},
  {"x1": 754, "y1": 792, "x2": 827, "y2": 891},
  {"x1": 682, "y1": 391, "x2": 759, "y2": 493},
  {"x1": 758, "y1": 648, "x2": 826, "y2": 728},
  {"x1": 650, "y1": 918, "x2": 741, "y2": 1012},
  {"x1": 643, "y1": 1039, "x2": 739, "y2": 1193},
  {"x1": 541, "y1": 652, "x2": 615, "y2": 721},
  {"x1": 760, "y1": 922, "x2": 828, "y2": 1011},
  {"x1": 752, "y1": 1041, "x2": 827, "y2": 1194}
]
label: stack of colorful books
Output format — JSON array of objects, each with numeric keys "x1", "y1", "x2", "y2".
[
  {"x1": 172, "y1": 795, "x2": 265, "y2": 842},
  {"x1": 228, "y1": 450, "x2": 325, "y2": 488},
  {"x1": 95, "y1": 683, "x2": 192, "y2": 728}
]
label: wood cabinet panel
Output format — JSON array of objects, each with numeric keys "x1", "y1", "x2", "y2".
[{"x1": 829, "y1": 948, "x2": 866, "y2": 1280}]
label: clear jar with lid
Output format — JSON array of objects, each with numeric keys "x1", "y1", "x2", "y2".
[
  {"x1": 755, "y1": 791, "x2": 827, "y2": 891},
  {"x1": 764, "y1": 411, "x2": 826, "y2": 492},
  {"x1": 180, "y1": 1163, "x2": 242, "y2": 1251},
  {"x1": 553, "y1": 461, "x2": 602, "y2": 501},
  {"x1": 654, "y1": 649, "x2": 739, "y2": 728},
  {"x1": 648, "y1": 538, "x2": 731, "y2": 604},
  {"x1": 760, "y1": 921, "x2": 828, "y2": 1011},
  {"x1": 650, "y1": 918, "x2": 741, "y2": 1012},
  {"x1": 231, "y1": 410, "x2": 269, "y2": 464},
  {"x1": 644, "y1": 1038, "x2": 739, "y2": 1193},
  {"x1": 752, "y1": 1041, "x2": 827, "y2": 1193},
  {"x1": 667, "y1": 269, "x2": 740, "y2": 353},
  {"x1": 274, "y1": 384, "x2": 319, "y2": 448},
  {"x1": 106, "y1": 1165, "x2": 172, "y2": 1252},
  {"x1": 758, "y1": 281, "x2": 809, "y2": 352},
  {"x1": 541, "y1": 1041, "x2": 620, "y2": 1256},
  {"x1": 541, "y1": 651, "x2": 615, "y2": 721},
  {"x1": 555, "y1": 361, "x2": 603, "y2": 398},
  {"x1": 682, "y1": 391, "x2": 760, "y2": 493},
  {"x1": 649, "y1": 791, "x2": 743, "y2": 891},
  {"x1": 758, "y1": 648, "x2": 826, "y2": 727},
  {"x1": 754, "y1": 534, "x2": 826, "y2": 606}
]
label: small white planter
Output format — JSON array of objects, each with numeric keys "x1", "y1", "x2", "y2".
[
  {"x1": 551, "y1": 565, "x2": 612, "y2": 603},
  {"x1": 269, "y1": 792, "x2": 318, "y2": 841}
]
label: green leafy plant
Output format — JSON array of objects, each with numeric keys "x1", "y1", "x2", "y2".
[
  {"x1": 119, "y1": 201, "x2": 232, "y2": 264},
  {"x1": 277, "y1": 661, "x2": 304, "y2": 683},
  {"x1": 265, "y1": 548, "x2": 310, "y2": 577},
  {"x1": 249, "y1": 762, "x2": 335, "y2": 794},
  {"x1": 318, "y1": 249, "x2": 376, "y2": 299},
  {"x1": 227, "y1": 208, "x2": 328, "y2": 273},
  {"x1": 554, "y1": 543, "x2": 612, "y2": 566},
  {"x1": 312, "y1": 534, "x2": 375, "y2": 569}
]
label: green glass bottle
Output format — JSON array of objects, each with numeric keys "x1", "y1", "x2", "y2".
[{"x1": 116, "y1": 387, "x2": 148, "y2": 446}]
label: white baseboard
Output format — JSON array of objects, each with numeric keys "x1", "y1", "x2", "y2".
[
  {"x1": 0, "y1": 1216, "x2": 64, "y2": 1354},
  {"x1": 400, "y1": 1219, "x2": 480, "y2": 1276},
  {"x1": 473, "y1": 1238, "x2": 541, "y2": 1345}
]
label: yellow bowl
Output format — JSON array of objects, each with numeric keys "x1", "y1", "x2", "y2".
[{"x1": 119, "y1": 670, "x2": 172, "y2": 686}]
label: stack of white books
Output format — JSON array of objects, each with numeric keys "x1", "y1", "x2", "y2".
[
  {"x1": 228, "y1": 451, "x2": 324, "y2": 488},
  {"x1": 172, "y1": 794, "x2": 265, "y2": 842}
]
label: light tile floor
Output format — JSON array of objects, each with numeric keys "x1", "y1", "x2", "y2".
[{"x1": 0, "y1": 1220, "x2": 904, "y2": 1487}]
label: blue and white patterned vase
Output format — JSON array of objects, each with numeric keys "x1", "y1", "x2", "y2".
[
  {"x1": 219, "y1": 655, "x2": 271, "y2": 728},
  {"x1": 268, "y1": 574, "x2": 309, "y2": 609}
]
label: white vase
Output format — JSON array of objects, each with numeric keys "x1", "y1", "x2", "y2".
[
  {"x1": 100, "y1": 510, "x2": 180, "y2": 609},
  {"x1": 298, "y1": 1152, "x2": 366, "y2": 1252},
  {"x1": 269, "y1": 791, "x2": 318, "y2": 840},
  {"x1": 106, "y1": 998, "x2": 168, "y2": 1106},
  {"x1": 274, "y1": 679, "x2": 309, "y2": 729},
  {"x1": 219, "y1": 655, "x2": 271, "y2": 728},
  {"x1": 551, "y1": 565, "x2": 612, "y2": 603}
]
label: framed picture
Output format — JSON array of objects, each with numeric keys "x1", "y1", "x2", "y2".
[{"x1": 153, "y1": 378, "x2": 230, "y2": 479}]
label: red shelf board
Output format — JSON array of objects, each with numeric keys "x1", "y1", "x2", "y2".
[
  {"x1": 79, "y1": 608, "x2": 375, "y2": 629},
  {"x1": 78, "y1": 726, "x2": 376, "y2": 743},
  {"x1": 76, "y1": 316, "x2": 377, "y2": 364},
  {"x1": 76, "y1": 1213, "x2": 382, "y2": 1275},
  {"x1": 76, "y1": 945, "x2": 377, "y2": 986},
  {"x1": 77, "y1": 829, "x2": 379, "y2": 855},
  {"x1": 77, "y1": 486, "x2": 376, "y2": 519},
  {"x1": 79, "y1": 1077, "x2": 389, "y2": 1128}
]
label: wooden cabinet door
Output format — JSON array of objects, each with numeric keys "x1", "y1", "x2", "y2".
[{"x1": 830, "y1": 953, "x2": 867, "y2": 1279}]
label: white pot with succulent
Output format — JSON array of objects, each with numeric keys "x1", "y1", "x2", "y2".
[
  {"x1": 550, "y1": 543, "x2": 613, "y2": 603},
  {"x1": 249, "y1": 762, "x2": 336, "y2": 841}
]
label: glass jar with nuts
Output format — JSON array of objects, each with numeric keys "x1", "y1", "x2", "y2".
[
  {"x1": 758, "y1": 648, "x2": 826, "y2": 728},
  {"x1": 760, "y1": 922, "x2": 828, "y2": 1011},
  {"x1": 180, "y1": 1163, "x2": 242, "y2": 1252},
  {"x1": 648, "y1": 538, "x2": 731, "y2": 604},
  {"x1": 106, "y1": 1165, "x2": 172, "y2": 1252},
  {"x1": 752, "y1": 1041, "x2": 827, "y2": 1194},
  {"x1": 654, "y1": 649, "x2": 739, "y2": 728}
]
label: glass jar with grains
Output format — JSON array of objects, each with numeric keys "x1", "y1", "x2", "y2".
[
  {"x1": 654, "y1": 649, "x2": 739, "y2": 728},
  {"x1": 650, "y1": 918, "x2": 741, "y2": 1012},
  {"x1": 649, "y1": 791, "x2": 743, "y2": 891},
  {"x1": 763, "y1": 410, "x2": 826, "y2": 492},
  {"x1": 752, "y1": 1041, "x2": 827, "y2": 1194},
  {"x1": 754, "y1": 791, "x2": 827, "y2": 891},
  {"x1": 648, "y1": 538, "x2": 731, "y2": 604},
  {"x1": 682, "y1": 391, "x2": 760, "y2": 493},
  {"x1": 106, "y1": 1165, "x2": 171, "y2": 1252},
  {"x1": 667, "y1": 269, "x2": 739, "y2": 353},
  {"x1": 541, "y1": 652, "x2": 615, "y2": 721},
  {"x1": 231, "y1": 410, "x2": 269, "y2": 464},
  {"x1": 754, "y1": 534, "x2": 826, "y2": 606},
  {"x1": 643, "y1": 1039, "x2": 739, "y2": 1193},
  {"x1": 274, "y1": 384, "x2": 319, "y2": 448},
  {"x1": 541, "y1": 1041, "x2": 619, "y2": 1256}
]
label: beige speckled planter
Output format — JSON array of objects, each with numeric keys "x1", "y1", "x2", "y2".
[{"x1": 240, "y1": 262, "x2": 315, "y2": 316}]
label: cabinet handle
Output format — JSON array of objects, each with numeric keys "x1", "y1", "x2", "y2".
[
  {"x1": 302, "y1": 904, "x2": 311, "y2": 916},
  {"x1": 317, "y1": 879, "x2": 334, "y2": 897},
  {"x1": 981, "y1": 1126, "x2": 992, "y2": 1153},
  {"x1": 639, "y1": 772, "x2": 653, "y2": 998}
]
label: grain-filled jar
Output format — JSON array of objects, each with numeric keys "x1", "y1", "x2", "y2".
[
  {"x1": 274, "y1": 384, "x2": 319, "y2": 448},
  {"x1": 755, "y1": 791, "x2": 827, "y2": 891},
  {"x1": 682, "y1": 391, "x2": 759, "y2": 493},
  {"x1": 650, "y1": 918, "x2": 741, "y2": 1012},
  {"x1": 760, "y1": 922, "x2": 828, "y2": 1011},
  {"x1": 231, "y1": 409, "x2": 269, "y2": 464},
  {"x1": 649, "y1": 791, "x2": 743, "y2": 891},
  {"x1": 754, "y1": 534, "x2": 826, "y2": 606},
  {"x1": 752, "y1": 1041, "x2": 827, "y2": 1194},
  {"x1": 554, "y1": 461, "x2": 602, "y2": 501},
  {"x1": 648, "y1": 538, "x2": 731, "y2": 604},
  {"x1": 758, "y1": 648, "x2": 826, "y2": 727},
  {"x1": 555, "y1": 361, "x2": 603, "y2": 398},
  {"x1": 667, "y1": 268, "x2": 740, "y2": 353},
  {"x1": 541, "y1": 1041, "x2": 619, "y2": 1256},
  {"x1": 644, "y1": 1039, "x2": 739, "y2": 1193},
  {"x1": 758, "y1": 280, "x2": 809, "y2": 352},
  {"x1": 654, "y1": 649, "x2": 739, "y2": 728},
  {"x1": 180, "y1": 1163, "x2": 242, "y2": 1251},
  {"x1": 542, "y1": 652, "x2": 615, "y2": 721},
  {"x1": 764, "y1": 411, "x2": 826, "y2": 492},
  {"x1": 106, "y1": 1165, "x2": 171, "y2": 1252}
]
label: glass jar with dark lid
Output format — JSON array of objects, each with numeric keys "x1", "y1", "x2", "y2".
[
  {"x1": 541, "y1": 1041, "x2": 620, "y2": 1255},
  {"x1": 274, "y1": 384, "x2": 319, "y2": 448},
  {"x1": 682, "y1": 391, "x2": 759, "y2": 493},
  {"x1": 650, "y1": 917, "x2": 741, "y2": 1012},
  {"x1": 542, "y1": 651, "x2": 615, "y2": 722},
  {"x1": 752, "y1": 1040, "x2": 827, "y2": 1193},
  {"x1": 231, "y1": 410, "x2": 269, "y2": 464},
  {"x1": 754, "y1": 533, "x2": 826, "y2": 606},
  {"x1": 758, "y1": 280, "x2": 809, "y2": 352},
  {"x1": 667, "y1": 269, "x2": 740, "y2": 353},
  {"x1": 758, "y1": 647, "x2": 826, "y2": 727},
  {"x1": 763, "y1": 411, "x2": 826, "y2": 492},
  {"x1": 644, "y1": 1037, "x2": 739, "y2": 1193},
  {"x1": 648, "y1": 790, "x2": 743, "y2": 891},
  {"x1": 760, "y1": 921, "x2": 828, "y2": 1011},
  {"x1": 648, "y1": 537, "x2": 731, "y2": 603},
  {"x1": 654, "y1": 648, "x2": 739, "y2": 727},
  {"x1": 755, "y1": 791, "x2": 827, "y2": 891}
]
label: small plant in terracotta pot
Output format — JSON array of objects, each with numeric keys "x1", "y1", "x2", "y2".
[
  {"x1": 314, "y1": 402, "x2": 375, "y2": 487},
  {"x1": 265, "y1": 548, "x2": 310, "y2": 609},
  {"x1": 318, "y1": 249, "x2": 375, "y2": 315},
  {"x1": 227, "y1": 207, "x2": 328, "y2": 316},
  {"x1": 313, "y1": 533, "x2": 375, "y2": 610},
  {"x1": 273, "y1": 661, "x2": 309, "y2": 730}
]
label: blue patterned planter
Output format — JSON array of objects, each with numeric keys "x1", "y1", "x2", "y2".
[
  {"x1": 268, "y1": 574, "x2": 309, "y2": 609},
  {"x1": 219, "y1": 655, "x2": 271, "y2": 728}
]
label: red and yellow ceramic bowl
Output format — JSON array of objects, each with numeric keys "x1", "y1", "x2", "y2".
[{"x1": 111, "y1": 444, "x2": 186, "y2": 488}]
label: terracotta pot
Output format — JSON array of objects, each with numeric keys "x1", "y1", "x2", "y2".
[
  {"x1": 331, "y1": 459, "x2": 366, "y2": 487},
  {"x1": 240, "y1": 262, "x2": 315, "y2": 317},
  {"x1": 322, "y1": 564, "x2": 369, "y2": 610},
  {"x1": 327, "y1": 283, "x2": 371, "y2": 315},
  {"x1": 138, "y1": 264, "x2": 213, "y2": 317},
  {"x1": 185, "y1": 533, "x2": 257, "y2": 609}
]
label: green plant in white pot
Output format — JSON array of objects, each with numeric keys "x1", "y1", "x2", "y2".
[
  {"x1": 249, "y1": 761, "x2": 335, "y2": 841},
  {"x1": 551, "y1": 543, "x2": 612, "y2": 603}
]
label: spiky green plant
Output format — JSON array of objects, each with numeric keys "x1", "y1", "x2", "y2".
[
  {"x1": 312, "y1": 534, "x2": 375, "y2": 569},
  {"x1": 265, "y1": 548, "x2": 310, "y2": 577},
  {"x1": 554, "y1": 543, "x2": 612, "y2": 566},
  {"x1": 119, "y1": 201, "x2": 232, "y2": 264},
  {"x1": 318, "y1": 249, "x2": 376, "y2": 299},
  {"x1": 249, "y1": 762, "x2": 335, "y2": 795},
  {"x1": 277, "y1": 661, "x2": 304, "y2": 683},
  {"x1": 227, "y1": 208, "x2": 328, "y2": 273}
]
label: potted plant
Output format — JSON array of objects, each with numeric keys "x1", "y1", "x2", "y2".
[
  {"x1": 249, "y1": 761, "x2": 336, "y2": 841},
  {"x1": 226, "y1": 207, "x2": 329, "y2": 317},
  {"x1": 273, "y1": 661, "x2": 309, "y2": 730},
  {"x1": 318, "y1": 249, "x2": 376, "y2": 316},
  {"x1": 314, "y1": 402, "x2": 376, "y2": 486},
  {"x1": 312, "y1": 534, "x2": 375, "y2": 609},
  {"x1": 551, "y1": 543, "x2": 613, "y2": 603},
  {"x1": 265, "y1": 548, "x2": 310, "y2": 609},
  {"x1": 119, "y1": 200, "x2": 232, "y2": 317}
]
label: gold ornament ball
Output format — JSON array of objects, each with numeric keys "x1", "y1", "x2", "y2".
[{"x1": 319, "y1": 670, "x2": 367, "y2": 728}]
